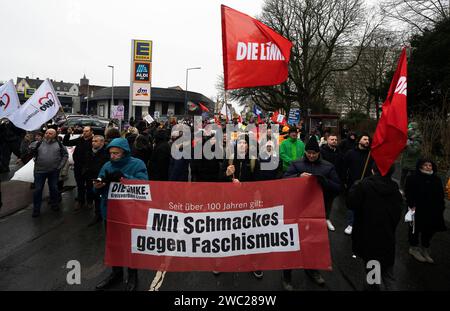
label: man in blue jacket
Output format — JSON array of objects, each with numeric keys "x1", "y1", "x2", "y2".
[{"x1": 93, "y1": 138, "x2": 148, "y2": 291}]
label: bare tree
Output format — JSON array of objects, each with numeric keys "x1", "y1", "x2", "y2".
[
  {"x1": 228, "y1": 0, "x2": 383, "y2": 114},
  {"x1": 381, "y1": 0, "x2": 450, "y2": 33}
]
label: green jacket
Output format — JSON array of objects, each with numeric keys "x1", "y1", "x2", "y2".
[{"x1": 280, "y1": 138, "x2": 305, "y2": 171}]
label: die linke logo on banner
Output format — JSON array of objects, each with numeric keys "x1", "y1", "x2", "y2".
[
  {"x1": 0, "y1": 93, "x2": 10, "y2": 109},
  {"x1": 134, "y1": 62, "x2": 151, "y2": 82}
]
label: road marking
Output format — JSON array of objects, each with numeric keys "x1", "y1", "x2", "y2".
[{"x1": 148, "y1": 270, "x2": 166, "y2": 291}]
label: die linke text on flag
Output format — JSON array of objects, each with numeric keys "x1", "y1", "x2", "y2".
[
  {"x1": 371, "y1": 48, "x2": 408, "y2": 176},
  {"x1": 221, "y1": 5, "x2": 293, "y2": 90}
]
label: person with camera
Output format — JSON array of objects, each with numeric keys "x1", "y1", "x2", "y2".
[{"x1": 93, "y1": 137, "x2": 148, "y2": 291}]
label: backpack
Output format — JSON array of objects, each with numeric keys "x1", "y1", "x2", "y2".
[{"x1": 33, "y1": 140, "x2": 65, "y2": 161}]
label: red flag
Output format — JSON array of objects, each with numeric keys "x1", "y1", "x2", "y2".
[
  {"x1": 221, "y1": 5, "x2": 293, "y2": 90},
  {"x1": 271, "y1": 111, "x2": 279, "y2": 123},
  {"x1": 199, "y1": 102, "x2": 210, "y2": 112},
  {"x1": 372, "y1": 48, "x2": 408, "y2": 176},
  {"x1": 257, "y1": 114, "x2": 262, "y2": 124}
]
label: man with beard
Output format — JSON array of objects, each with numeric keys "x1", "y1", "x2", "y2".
[
  {"x1": 342, "y1": 133, "x2": 374, "y2": 235},
  {"x1": 282, "y1": 137, "x2": 341, "y2": 289},
  {"x1": 63, "y1": 126, "x2": 94, "y2": 210},
  {"x1": 29, "y1": 129, "x2": 68, "y2": 218}
]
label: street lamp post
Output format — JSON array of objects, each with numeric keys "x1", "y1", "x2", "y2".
[
  {"x1": 86, "y1": 84, "x2": 89, "y2": 115},
  {"x1": 108, "y1": 65, "x2": 118, "y2": 129},
  {"x1": 185, "y1": 67, "x2": 201, "y2": 118}
]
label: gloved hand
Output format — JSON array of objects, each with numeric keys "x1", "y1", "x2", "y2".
[{"x1": 102, "y1": 171, "x2": 124, "y2": 183}]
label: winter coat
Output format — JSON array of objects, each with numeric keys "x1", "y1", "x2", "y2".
[
  {"x1": 405, "y1": 160, "x2": 447, "y2": 233},
  {"x1": 284, "y1": 157, "x2": 341, "y2": 198},
  {"x1": 82, "y1": 146, "x2": 110, "y2": 180},
  {"x1": 280, "y1": 138, "x2": 305, "y2": 172},
  {"x1": 256, "y1": 154, "x2": 283, "y2": 181},
  {"x1": 150, "y1": 141, "x2": 171, "y2": 181},
  {"x1": 342, "y1": 147, "x2": 374, "y2": 189},
  {"x1": 339, "y1": 137, "x2": 356, "y2": 154},
  {"x1": 348, "y1": 174, "x2": 403, "y2": 268},
  {"x1": 63, "y1": 134, "x2": 93, "y2": 166},
  {"x1": 320, "y1": 144, "x2": 344, "y2": 180},
  {"x1": 190, "y1": 156, "x2": 222, "y2": 182},
  {"x1": 221, "y1": 157, "x2": 259, "y2": 182},
  {"x1": 97, "y1": 138, "x2": 149, "y2": 219}
]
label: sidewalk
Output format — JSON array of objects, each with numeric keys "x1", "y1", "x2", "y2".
[{"x1": 0, "y1": 180, "x2": 48, "y2": 218}]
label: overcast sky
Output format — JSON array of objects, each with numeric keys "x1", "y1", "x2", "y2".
[
  {"x1": 2, "y1": 0, "x2": 382, "y2": 111},
  {"x1": 1, "y1": 1, "x2": 265, "y2": 102}
]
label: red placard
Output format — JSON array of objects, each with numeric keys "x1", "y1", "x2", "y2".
[{"x1": 105, "y1": 177, "x2": 331, "y2": 272}]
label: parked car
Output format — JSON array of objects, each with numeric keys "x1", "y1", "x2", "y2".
[{"x1": 58, "y1": 117, "x2": 108, "y2": 135}]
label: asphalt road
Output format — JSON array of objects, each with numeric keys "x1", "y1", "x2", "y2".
[{"x1": 1, "y1": 173, "x2": 449, "y2": 291}]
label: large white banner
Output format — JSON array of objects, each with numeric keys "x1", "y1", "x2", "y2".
[
  {"x1": 0, "y1": 79, "x2": 21, "y2": 119},
  {"x1": 8, "y1": 79, "x2": 61, "y2": 131}
]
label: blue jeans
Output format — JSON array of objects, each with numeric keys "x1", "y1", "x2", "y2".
[{"x1": 33, "y1": 170, "x2": 60, "y2": 212}]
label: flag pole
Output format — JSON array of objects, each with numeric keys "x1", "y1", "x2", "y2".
[{"x1": 360, "y1": 150, "x2": 372, "y2": 181}]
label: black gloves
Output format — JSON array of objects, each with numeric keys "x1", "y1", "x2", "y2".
[{"x1": 102, "y1": 171, "x2": 125, "y2": 183}]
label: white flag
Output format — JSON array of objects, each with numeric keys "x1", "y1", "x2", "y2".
[
  {"x1": 0, "y1": 79, "x2": 21, "y2": 119},
  {"x1": 144, "y1": 114, "x2": 154, "y2": 124},
  {"x1": 220, "y1": 103, "x2": 232, "y2": 120},
  {"x1": 8, "y1": 79, "x2": 61, "y2": 131},
  {"x1": 277, "y1": 114, "x2": 285, "y2": 123}
]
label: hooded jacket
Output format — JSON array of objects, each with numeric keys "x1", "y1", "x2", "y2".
[
  {"x1": 97, "y1": 138, "x2": 149, "y2": 219},
  {"x1": 280, "y1": 137, "x2": 305, "y2": 172},
  {"x1": 348, "y1": 174, "x2": 403, "y2": 267},
  {"x1": 405, "y1": 160, "x2": 446, "y2": 233}
]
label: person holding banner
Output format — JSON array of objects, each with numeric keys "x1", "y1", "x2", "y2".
[
  {"x1": 221, "y1": 133, "x2": 264, "y2": 279},
  {"x1": 94, "y1": 137, "x2": 148, "y2": 291},
  {"x1": 283, "y1": 137, "x2": 341, "y2": 288}
]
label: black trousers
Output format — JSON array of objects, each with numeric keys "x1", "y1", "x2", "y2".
[
  {"x1": 408, "y1": 225, "x2": 434, "y2": 248},
  {"x1": 74, "y1": 166, "x2": 94, "y2": 205}
]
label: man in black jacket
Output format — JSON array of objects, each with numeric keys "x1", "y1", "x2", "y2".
[
  {"x1": 320, "y1": 133, "x2": 344, "y2": 231},
  {"x1": 347, "y1": 163, "x2": 402, "y2": 290},
  {"x1": 63, "y1": 126, "x2": 94, "y2": 210},
  {"x1": 83, "y1": 135, "x2": 110, "y2": 226},
  {"x1": 282, "y1": 137, "x2": 341, "y2": 289},
  {"x1": 150, "y1": 129, "x2": 171, "y2": 181},
  {"x1": 342, "y1": 133, "x2": 374, "y2": 235}
]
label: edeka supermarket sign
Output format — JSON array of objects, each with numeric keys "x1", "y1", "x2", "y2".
[{"x1": 134, "y1": 40, "x2": 152, "y2": 61}]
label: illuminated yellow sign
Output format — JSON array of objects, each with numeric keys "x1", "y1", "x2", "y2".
[{"x1": 134, "y1": 40, "x2": 152, "y2": 61}]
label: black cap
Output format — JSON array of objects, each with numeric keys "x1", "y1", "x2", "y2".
[{"x1": 305, "y1": 136, "x2": 320, "y2": 152}]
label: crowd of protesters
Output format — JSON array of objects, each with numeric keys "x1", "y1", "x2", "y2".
[{"x1": 0, "y1": 114, "x2": 448, "y2": 291}]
